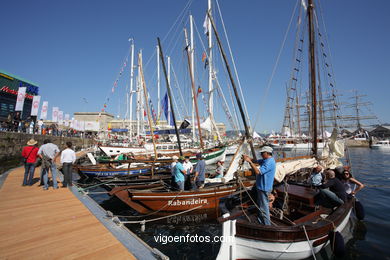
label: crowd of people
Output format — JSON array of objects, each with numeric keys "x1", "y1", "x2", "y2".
[
  {"x1": 243, "y1": 146, "x2": 365, "y2": 226},
  {"x1": 21, "y1": 138, "x2": 76, "y2": 189},
  {"x1": 1, "y1": 112, "x2": 95, "y2": 138}
]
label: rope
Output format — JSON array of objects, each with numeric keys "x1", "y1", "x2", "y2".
[
  {"x1": 253, "y1": 0, "x2": 300, "y2": 130},
  {"x1": 77, "y1": 179, "x2": 116, "y2": 191},
  {"x1": 302, "y1": 225, "x2": 317, "y2": 260}
]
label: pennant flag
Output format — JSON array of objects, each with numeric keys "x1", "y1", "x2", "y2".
[
  {"x1": 65, "y1": 114, "x2": 70, "y2": 126},
  {"x1": 40, "y1": 101, "x2": 48, "y2": 120},
  {"x1": 179, "y1": 119, "x2": 190, "y2": 129},
  {"x1": 15, "y1": 87, "x2": 26, "y2": 111},
  {"x1": 202, "y1": 52, "x2": 207, "y2": 62},
  {"x1": 204, "y1": 59, "x2": 209, "y2": 69},
  {"x1": 31, "y1": 95, "x2": 41, "y2": 116}
]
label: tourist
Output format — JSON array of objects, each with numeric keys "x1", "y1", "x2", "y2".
[
  {"x1": 183, "y1": 156, "x2": 193, "y2": 190},
  {"x1": 38, "y1": 139, "x2": 60, "y2": 190},
  {"x1": 214, "y1": 161, "x2": 224, "y2": 178},
  {"x1": 60, "y1": 142, "x2": 76, "y2": 188},
  {"x1": 193, "y1": 153, "x2": 206, "y2": 189},
  {"x1": 174, "y1": 156, "x2": 186, "y2": 191},
  {"x1": 171, "y1": 155, "x2": 178, "y2": 189},
  {"x1": 318, "y1": 170, "x2": 347, "y2": 208},
  {"x1": 243, "y1": 146, "x2": 276, "y2": 225},
  {"x1": 341, "y1": 170, "x2": 364, "y2": 196},
  {"x1": 309, "y1": 165, "x2": 324, "y2": 188},
  {"x1": 21, "y1": 139, "x2": 39, "y2": 186}
]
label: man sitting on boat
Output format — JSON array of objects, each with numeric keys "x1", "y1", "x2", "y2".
[
  {"x1": 309, "y1": 165, "x2": 324, "y2": 188},
  {"x1": 173, "y1": 156, "x2": 187, "y2": 191},
  {"x1": 243, "y1": 146, "x2": 276, "y2": 225},
  {"x1": 193, "y1": 153, "x2": 206, "y2": 189},
  {"x1": 317, "y1": 169, "x2": 347, "y2": 208}
]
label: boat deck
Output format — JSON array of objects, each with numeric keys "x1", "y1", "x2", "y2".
[{"x1": 0, "y1": 166, "x2": 135, "y2": 259}]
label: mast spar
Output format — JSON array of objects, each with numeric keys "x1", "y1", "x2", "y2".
[{"x1": 308, "y1": 0, "x2": 318, "y2": 157}]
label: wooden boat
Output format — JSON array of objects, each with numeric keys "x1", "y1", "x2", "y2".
[
  {"x1": 216, "y1": 182, "x2": 354, "y2": 259},
  {"x1": 109, "y1": 179, "x2": 255, "y2": 214}
]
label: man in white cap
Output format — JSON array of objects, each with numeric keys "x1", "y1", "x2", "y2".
[{"x1": 243, "y1": 146, "x2": 276, "y2": 225}]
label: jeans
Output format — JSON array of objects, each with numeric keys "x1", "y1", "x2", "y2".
[
  {"x1": 318, "y1": 189, "x2": 344, "y2": 208},
  {"x1": 23, "y1": 163, "x2": 36, "y2": 186},
  {"x1": 62, "y1": 163, "x2": 73, "y2": 187},
  {"x1": 256, "y1": 189, "x2": 271, "y2": 225},
  {"x1": 176, "y1": 181, "x2": 184, "y2": 191},
  {"x1": 42, "y1": 162, "x2": 58, "y2": 189}
]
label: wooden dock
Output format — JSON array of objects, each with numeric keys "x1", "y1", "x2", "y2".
[{"x1": 0, "y1": 166, "x2": 136, "y2": 259}]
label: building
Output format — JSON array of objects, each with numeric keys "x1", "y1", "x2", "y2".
[
  {"x1": 370, "y1": 125, "x2": 390, "y2": 138},
  {"x1": 0, "y1": 70, "x2": 40, "y2": 122},
  {"x1": 72, "y1": 112, "x2": 226, "y2": 137},
  {"x1": 73, "y1": 112, "x2": 114, "y2": 132}
]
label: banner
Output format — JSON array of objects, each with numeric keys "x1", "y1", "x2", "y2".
[
  {"x1": 84, "y1": 121, "x2": 100, "y2": 131},
  {"x1": 15, "y1": 87, "x2": 26, "y2": 111},
  {"x1": 52, "y1": 107, "x2": 59, "y2": 122},
  {"x1": 58, "y1": 111, "x2": 64, "y2": 125},
  {"x1": 64, "y1": 114, "x2": 70, "y2": 126},
  {"x1": 40, "y1": 101, "x2": 48, "y2": 120},
  {"x1": 31, "y1": 95, "x2": 41, "y2": 116}
]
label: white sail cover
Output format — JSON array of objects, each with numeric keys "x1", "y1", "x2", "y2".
[
  {"x1": 274, "y1": 158, "x2": 317, "y2": 182},
  {"x1": 200, "y1": 117, "x2": 213, "y2": 132},
  {"x1": 253, "y1": 131, "x2": 261, "y2": 139},
  {"x1": 320, "y1": 128, "x2": 344, "y2": 169}
]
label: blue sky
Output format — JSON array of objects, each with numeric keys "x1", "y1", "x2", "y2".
[{"x1": 1, "y1": 0, "x2": 389, "y2": 133}]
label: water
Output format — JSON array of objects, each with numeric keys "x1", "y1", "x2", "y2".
[{"x1": 84, "y1": 148, "x2": 390, "y2": 260}]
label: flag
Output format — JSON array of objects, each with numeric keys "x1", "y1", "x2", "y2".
[
  {"x1": 58, "y1": 111, "x2": 64, "y2": 125},
  {"x1": 179, "y1": 119, "x2": 190, "y2": 129},
  {"x1": 15, "y1": 87, "x2": 26, "y2": 111},
  {"x1": 65, "y1": 114, "x2": 70, "y2": 126},
  {"x1": 202, "y1": 52, "x2": 206, "y2": 62},
  {"x1": 204, "y1": 59, "x2": 209, "y2": 69},
  {"x1": 30, "y1": 95, "x2": 41, "y2": 116},
  {"x1": 52, "y1": 107, "x2": 59, "y2": 122},
  {"x1": 161, "y1": 92, "x2": 174, "y2": 126},
  {"x1": 40, "y1": 101, "x2": 48, "y2": 120},
  {"x1": 203, "y1": 14, "x2": 209, "y2": 35},
  {"x1": 197, "y1": 86, "x2": 202, "y2": 97}
]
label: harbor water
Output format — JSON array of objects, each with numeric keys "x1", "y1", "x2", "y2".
[{"x1": 84, "y1": 147, "x2": 390, "y2": 259}]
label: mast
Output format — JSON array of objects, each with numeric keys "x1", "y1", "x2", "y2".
[
  {"x1": 207, "y1": 11, "x2": 257, "y2": 160},
  {"x1": 207, "y1": 0, "x2": 214, "y2": 136},
  {"x1": 157, "y1": 37, "x2": 183, "y2": 156},
  {"x1": 157, "y1": 45, "x2": 160, "y2": 123},
  {"x1": 308, "y1": 0, "x2": 318, "y2": 156},
  {"x1": 129, "y1": 39, "x2": 135, "y2": 140},
  {"x1": 167, "y1": 56, "x2": 171, "y2": 126},
  {"x1": 185, "y1": 28, "x2": 204, "y2": 149},
  {"x1": 190, "y1": 14, "x2": 196, "y2": 143},
  {"x1": 139, "y1": 50, "x2": 158, "y2": 159},
  {"x1": 136, "y1": 73, "x2": 140, "y2": 138}
]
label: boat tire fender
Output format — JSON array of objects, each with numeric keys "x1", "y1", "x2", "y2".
[
  {"x1": 354, "y1": 200, "x2": 365, "y2": 220},
  {"x1": 329, "y1": 230, "x2": 345, "y2": 257}
]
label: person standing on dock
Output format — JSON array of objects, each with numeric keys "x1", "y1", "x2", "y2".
[
  {"x1": 193, "y1": 153, "x2": 206, "y2": 189},
  {"x1": 243, "y1": 146, "x2": 276, "y2": 225},
  {"x1": 60, "y1": 142, "x2": 76, "y2": 188},
  {"x1": 38, "y1": 139, "x2": 60, "y2": 190},
  {"x1": 21, "y1": 139, "x2": 39, "y2": 186}
]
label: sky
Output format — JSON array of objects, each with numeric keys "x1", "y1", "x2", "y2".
[{"x1": 1, "y1": 0, "x2": 389, "y2": 133}]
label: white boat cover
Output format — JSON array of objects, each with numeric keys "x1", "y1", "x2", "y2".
[{"x1": 200, "y1": 117, "x2": 213, "y2": 132}]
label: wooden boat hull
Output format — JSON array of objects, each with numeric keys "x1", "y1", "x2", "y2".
[
  {"x1": 216, "y1": 185, "x2": 354, "y2": 260},
  {"x1": 77, "y1": 165, "x2": 163, "y2": 177},
  {"x1": 110, "y1": 180, "x2": 255, "y2": 214}
]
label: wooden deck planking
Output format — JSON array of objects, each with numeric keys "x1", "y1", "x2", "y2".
[{"x1": 0, "y1": 166, "x2": 135, "y2": 260}]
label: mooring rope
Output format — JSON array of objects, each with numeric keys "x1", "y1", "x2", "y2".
[{"x1": 303, "y1": 225, "x2": 317, "y2": 260}]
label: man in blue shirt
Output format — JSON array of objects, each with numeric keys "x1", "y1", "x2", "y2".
[
  {"x1": 193, "y1": 153, "x2": 206, "y2": 189},
  {"x1": 174, "y1": 156, "x2": 187, "y2": 191},
  {"x1": 243, "y1": 146, "x2": 276, "y2": 225}
]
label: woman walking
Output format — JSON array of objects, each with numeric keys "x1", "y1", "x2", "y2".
[{"x1": 21, "y1": 139, "x2": 39, "y2": 186}]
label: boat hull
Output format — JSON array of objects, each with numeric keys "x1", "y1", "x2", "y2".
[{"x1": 217, "y1": 199, "x2": 353, "y2": 260}]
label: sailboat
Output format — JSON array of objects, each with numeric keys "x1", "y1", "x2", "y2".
[{"x1": 216, "y1": 1, "x2": 361, "y2": 259}]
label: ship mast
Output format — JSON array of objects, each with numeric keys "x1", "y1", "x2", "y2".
[{"x1": 308, "y1": 0, "x2": 318, "y2": 156}]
